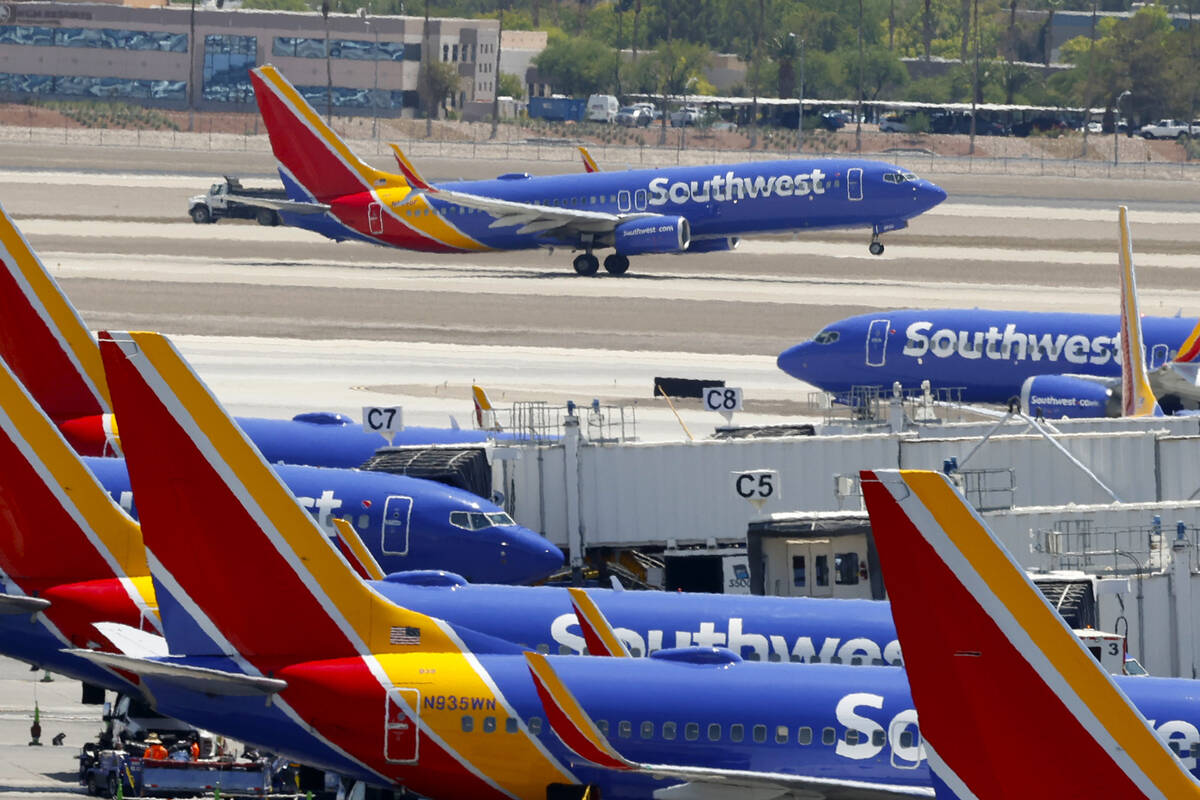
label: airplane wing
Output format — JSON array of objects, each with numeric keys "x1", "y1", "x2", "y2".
[
  {"x1": 68, "y1": 648, "x2": 288, "y2": 697},
  {"x1": 226, "y1": 195, "x2": 331, "y2": 215},
  {"x1": 0, "y1": 593, "x2": 51, "y2": 614},
  {"x1": 389, "y1": 144, "x2": 654, "y2": 241},
  {"x1": 524, "y1": 652, "x2": 933, "y2": 800}
]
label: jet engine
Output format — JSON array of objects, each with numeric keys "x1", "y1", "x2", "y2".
[
  {"x1": 613, "y1": 216, "x2": 690, "y2": 255},
  {"x1": 1019, "y1": 375, "x2": 1117, "y2": 419}
]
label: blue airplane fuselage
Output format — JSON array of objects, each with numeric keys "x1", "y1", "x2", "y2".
[{"x1": 778, "y1": 309, "x2": 1200, "y2": 404}]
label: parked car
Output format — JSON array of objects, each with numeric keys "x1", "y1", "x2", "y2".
[
  {"x1": 1138, "y1": 119, "x2": 1194, "y2": 139},
  {"x1": 632, "y1": 102, "x2": 659, "y2": 121},
  {"x1": 819, "y1": 111, "x2": 848, "y2": 130},
  {"x1": 586, "y1": 94, "x2": 619, "y2": 123},
  {"x1": 670, "y1": 106, "x2": 701, "y2": 126},
  {"x1": 615, "y1": 106, "x2": 651, "y2": 127},
  {"x1": 879, "y1": 114, "x2": 910, "y2": 133}
]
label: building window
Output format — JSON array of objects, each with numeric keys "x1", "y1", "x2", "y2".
[
  {"x1": 0, "y1": 72, "x2": 185, "y2": 100},
  {"x1": 0, "y1": 25, "x2": 185, "y2": 52},
  {"x1": 452, "y1": 43, "x2": 458, "y2": 61},
  {"x1": 443, "y1": 44, "x2": 449, "y2": 61},
  {"x1": 202, "y1": 34, "x2": 257, "y2": 104}
]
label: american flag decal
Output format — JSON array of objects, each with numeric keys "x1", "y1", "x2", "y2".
[{"x1": 390, "y1": 626, "x2": 421, "y2": 645}]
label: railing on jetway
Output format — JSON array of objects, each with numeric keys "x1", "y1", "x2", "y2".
[
  {"x1": 833, "y1": 467, "x2": 1015, "y2": 512},
  {"x1": 1034, "y1": 519, "x2": 1197, "y2": 575},
  {"x1": 488, "y1": 400, "x2": 638, "y2": 444},
  {"x1": 808, "y1": 384, "x2": 973, "y2": 428}
]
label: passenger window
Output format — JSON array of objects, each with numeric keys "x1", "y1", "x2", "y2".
[
  {"x1": 753, "y1": 725, "x2": 767, "y2": 744},
  {"x1": 619, "y1": 720, "x2": 632, "y2": 739},
  {"x1": 873, "y1": 730, "x2": 886, "y2": 747},
  {"x1": 899, "y1": 730, "x2": 914, "y2": 749},
  {"x1": 835, "y1": 553, "x2": 860, "y2": 585},
  {"x1": 589, "y1": 196, "x2": 596, "y2": 204},
  {"x1": 528, "y1": 717, "x2": 542, "y2": 735},
  {"x1": 846, "y1": 730, "x2": 860, "y2": 745},
  {"x1": 641, "y1": 721, "x2": 654, "y2": 739},
  {"x1": 536, "y1": 644, "x2": 550, "y2": 654},
  {"x1": 797, "y1": 727, "x2": 812, "y2": 745},
  {"x1": 730, "y1": 724, "x2": 744, "y2": 743},
  {"x1": 506, "y1": 718, "x2": 518, "y2": 734},
  {"x1": 775, "y1": 725, "x2": 789, "y2": 744},
  {"x1": 662, "y1": 722, "x2": 677, "y2": 740},
  {"x1": 483, "y1": 716, "x2": 496, "y2": 733},
  {"x1": 357, "y1": 514, "x2": 369, "y2": 529},
  {"x1": 822, "y1": 727, "x2": 836, "y2": 745},
  {"x1": 597, "y1": 720, "x2": 609, "y2": 736},
  {"x1": 461, "y1": 716, "x2": 473, "y2": 732},
  {"x1": 685, "y1": 723, "x2": 699, "y2": 741},
  {"x1": 707, "y1": 723, "x2": 721, "y2": 741}
]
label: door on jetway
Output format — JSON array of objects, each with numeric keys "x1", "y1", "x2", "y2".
[
  {"x1": 368, "y1": 202, "x2": 384, "y2": 235},
  {"x1": 786, "y1": 539, "x2": 833, "y2": 598},
  {"x1": 866, "y1": 319, "x2": 891, "y2": 367},
  {"x1": 384, "y1": 688, "x2": 420, "y2": 763},
  {"x1": 382, "y1": 495, "x2": 413, "y2": 556},
  {"x1": 847, "y1": 167, "x2": 863, "y2": 201}
]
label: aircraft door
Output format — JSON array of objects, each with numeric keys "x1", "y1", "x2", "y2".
[
  {"x1": 617, "y1": 190, "x2": 632, "y2": 212},
  {"x1": 888, "y1": 713, "x2": 923, "y2": 769},
  {"x1": 847, "y1": 167, "x2": 863, "y2": 201},
  {"x1": 866, "y1": 319, "x2": 891, "y2": 367},
  {"x1": 368, "y1": 202, "x2": 384, "y2": 235},
  {"x1": 382, "y1": 495, "x2": 413, "y2": 556},
  {"x1": 384, "y1": 688, "x2": 420, "y2": 763},
  {"x1": 1150, "y1": 343, "x2": 1169, "y2": 370},
  {"x1": 634, "y1": 188, "x2": 648, "y2": 210}
]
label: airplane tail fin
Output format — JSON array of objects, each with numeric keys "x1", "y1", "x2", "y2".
[
  {"x1": 331, "y1": 517, "x2": 386, "y2": 581},
  {"x1": 0, "y1": 354, "x2": 145, "y2": 587},
  {"x1": 250, "y1": 65, "x2": 408, "y2": 202},
  {"x1": 567, "y1": 588, "x2": 631, "y2": 657},
  {"x1": 577, "y1": 146, "x2": 600, "y2": 173},
  {"x1": 96, "y1": 330, "x2": 493, "y2": 662},
  {"x1": 525, "y1": 652, "x2": 636, "y2": 771},
  {"x1": 1118, "y1": 206, "x2": 1163, "y2": 417},
  {"x1": 859, "y1": 469, "x2": 1200, "y2": 799},
  {"x1": 0, "y1": 202, "x2": 110, "y2": 423},
  {"x1": 472, "y1": 384, "x2": 502, "y2": 430}
]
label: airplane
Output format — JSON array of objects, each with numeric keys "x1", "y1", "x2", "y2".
[
  {"x1": 859, "y1": 468, "x2": 1200, "y2": 797},
  {"x1": 74, "y1": 330, "x2": 1200, "y2": 800},
  {"x1": 249, "y1": 64, "x2": 946, "y2": 276},
  {"x1": 777, "y1": 210, "x2": 1200, "y2": 418},
  {"x1": 0, "y1": 199, "x2": 527, "y2": 469}
]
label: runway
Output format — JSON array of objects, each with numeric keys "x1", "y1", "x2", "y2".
[{"x1": 1, "y1": 142, "x2": 1199, "y2": 441}]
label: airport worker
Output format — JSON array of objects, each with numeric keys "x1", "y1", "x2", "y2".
[{"x1": 141, "y1": 733, "x2": 168, "y2": 760}]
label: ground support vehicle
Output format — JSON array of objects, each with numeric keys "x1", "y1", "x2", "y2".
[
  {"x1": 81, "y1": 749, "x2": 273, "y2": 798},
  {"x1": 188, "y1": 177, "x2": 288, "y2": 225}
]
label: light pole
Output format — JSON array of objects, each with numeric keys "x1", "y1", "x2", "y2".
[
  {"x1": 791, "y1": 33, "x2": 806, "y2": 153},
  {"x1": 1114, "y1": 89, "x2": 1131, "y2": 166},
  {"x1": 188, "y1": 0, "x2": 196, "y2": 131},
  {"x1": 358, "y1": 5, "x2": 378, "y2": 139},
  {"x1": 322, "y1": 0, "x2": 333, "y2": 123}
]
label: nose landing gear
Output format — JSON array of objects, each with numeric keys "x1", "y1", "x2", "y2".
[{"x1": 869, "y1": 235, "x2": 885, "y2": 256}]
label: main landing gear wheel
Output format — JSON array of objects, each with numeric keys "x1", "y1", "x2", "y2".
[
  {"x1": 603, "y1": 254, "x2": 630, "y2": 275},
  {"x1": 573, "y1": 253, "x2": 600, "y2": 275},
  {"x1": 869, "y1": 240, "x2": 885, "y2": 256}
]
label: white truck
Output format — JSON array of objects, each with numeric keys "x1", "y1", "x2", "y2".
[
  {"x1": 188, "y1": 177, "x2": 290, "y2": 226},
  {"x1": 1137, "y1": 119, "x2": 1197, "y2": 139}
]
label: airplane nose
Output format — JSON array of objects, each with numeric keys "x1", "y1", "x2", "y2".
[
  {"x1": 505, "y1": 529, "x2": 564, "y2": 584},
  {"x1": 918, "y1": 181, "x2": 947, "y2": 212},
  {"x1": 776, "y1": 342, "x2": 810, "y2": 381}
]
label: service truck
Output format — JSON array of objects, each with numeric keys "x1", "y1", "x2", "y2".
[
  {"x1": 81, "y1": 749, "x2": 273, "y2": 798},
  {"x1": 188, "y1": 177, "x2": 289, "y2": 226}
]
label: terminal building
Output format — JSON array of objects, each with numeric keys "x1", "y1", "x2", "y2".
[{"x1": 0, "y1": 1, "x2": 501, "y2": 115}]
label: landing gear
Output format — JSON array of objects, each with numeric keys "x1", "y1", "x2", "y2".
[
  {"x1": 869, "y1": 236, "x2": 885, "y2": 256},
  {"x1": 603, "y1": 254, "x2": 630, "y2": 275},
  {"x1": 573, "y1": 253, "x2": 600, "y2": 275}
]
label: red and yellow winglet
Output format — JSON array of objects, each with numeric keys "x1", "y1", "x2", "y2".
[
  {"x1": 390, "y1": 144, "x2": 434, "y2": 191},
  {"x1": 1118, "y1": 206, "x2": 1161, "y2": 417},
  {"x1": 331, "y1": 518, "x2": 386, "y2": 582},
  {"x1": 577, "y1": 146, "x2": 600, "y2": 174},
  {"x1": 1176, "y1": 321, "x2": 1200, "y2": 365},
  {"x1": 525, "y1": 652, "x2": 634, "y2": 771},
  {"x1": 860, "y1": 469, "x2": 1200, "y2": 800},
  {"x1": 567, "y1": 588, "x2": 631, "y2": 658},
  {"x1": 0, "y1": 202, "x2": 110, "y2": 422}
]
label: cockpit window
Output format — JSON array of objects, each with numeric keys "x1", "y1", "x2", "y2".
[
  {"x1": 812, "y1": 330, "x2": 840, "y2": 345},
  {"x1": 883, "y1": 171, "x2": 919, "y2": 184},
  {"x1": 450, "y1": 510, "x2": 516, "y2": 531}
]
